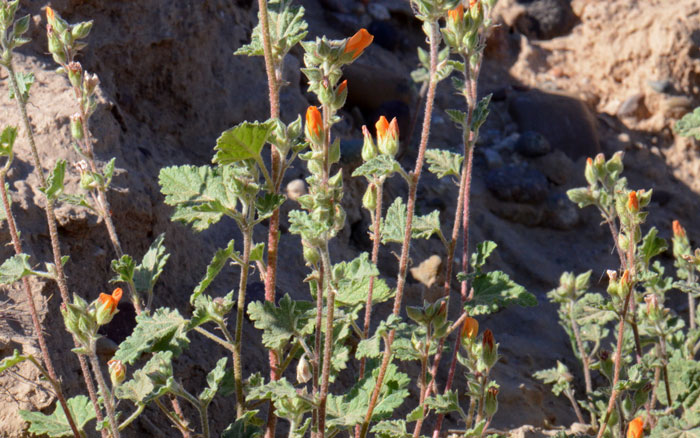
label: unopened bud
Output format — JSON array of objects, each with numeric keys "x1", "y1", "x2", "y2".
[
  {"x1": 481, "y1": 329, "x2": 498, "y2": 368},
  {"x1": 70, "y1": 113, "x2": 84, "y2": 140},
  {"x1": 107, "y1": 359, "x2": 126, "y2": 386},
  {"x1": 461, "y1": 317, "x2": 479, "y2": 342},
  {"x1": 67, "y1": 62, "x2": 82, "y2": 88},
  {"x1": 672, "y1": 220, "x2": 686, "y2": 238},
  {"x1": 644, "y1": 294, "x2": 661, "y2": 321},
  {"x1": 484, "y1": 386, "x2": 499, "y2": 417},
  {"x1": 362, "y1": 184, "x2": 377, "y2": 211},
  {"x1": 303, "y1": 246, "x2": 319, "y2": 266},
  {"x1": 628, "y1": 191, "x2": 639, "y2": 212},
  {"x1": 296, "y1": 355, "x2": 312, "y2": 384},
  {"x1": 584, "y1": 157, "x2": 596, "y2": 185},
  {"x1": 361, "y1": 125, "x2": 377, "y2": 161}
]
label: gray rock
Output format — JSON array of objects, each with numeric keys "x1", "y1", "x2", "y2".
[
  {"x1": 514, "y1": 0, "x2": 578, "y2": 40},
  {"x1": 616, "y1": 93, "x2": 647, "y2": 119},
  {"x1": 486, "y1": 164, "x2": 549, "y2": 204},
  {"x1": 485, "y1": 198, "x2": 545, "y2": 226},
  {"x1": 508, "y1": 90, "x2": 600, "y2": 160},
  {"x1": 368, "y1": 3, "x2": 391, "y2": 20},
  {"x1": 545, "y1": 192, "x2": 579, "y2": 230},
  {"x1": 340, "y1": 138, "x2": 364, "y2": 168},
  {"x1": 515, "y1": 131, "x2": 551, "y2": 157},
  {"x1": 493, "y1": 133, "x2": 520, "y2": 152},
  {"x1": 532, "y1": 149, "x2": 575, "y2": 185},
  {"x1": 482, "y1": 148, "x2": 504, "y2": 169}
]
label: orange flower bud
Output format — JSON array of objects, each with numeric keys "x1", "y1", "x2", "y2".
[
  {"x1": 461, "y1": 317, "x2": 479, "y2": 341},
  {"x1": 98, "y1": 288, "x2": 123, "y2": 316},
  {"x1": 586, "y1": 157, "x2": 593, "y2": 166},
  {"x1": 448, "y1": 4, "x2": 464, "y2": 21},
  {"x1": 375, "y1": 116, "x2": 399, "y2": 156},
  {"x1": 470, "y1": 0, "x2": 479, "y2": 7},
  {"x1": 305, "y1": 106, "x2": 323, "y2": 143},
  {"x1": 673, "y1": 220, "x2": 686, "y2": 238},
  {"x1": 621, "y1": 270, "x2": 630, "y2": 287},
  {"x1": 375, "y1": 116, "x2": 389, "y2": 141},
  {"x1": 107, "y1": 359, "x2": 126, "y2": 386},
  {"x1": 46, "y1": 6, "x2": 55, "y2": 21},
  {"x1": 483, "y1": 329, "x2": 494, "y2": 350},
  {"x1": 337, "y1": 79, "x2": 347, "y2": 95},
  {"x1": 627, "y1": 417, "x2": 643, "y2": 438},
  {"x1": 628, "y1": 191, "x2": 639, "y2": 212},
  {"x1": 344, "y1": 29, "x2": 374, "y2": 60}
]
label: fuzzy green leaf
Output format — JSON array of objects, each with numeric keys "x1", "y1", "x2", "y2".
[
  {"x1": 111, "y1": 254, "x2": 135, "y2": 285},
  {"x1": 249, "y1": 242, "x2": 265, "y2": 262},
  {"x1": 192, "y1": 240, "x2": 237, "y2": 303},
  {"x1": 333, "y1": 253, "x2": 394, "y2": 307},
  {"x1": 639, "y1": 227, "x2": 667, "y2": 266},
  {"x1": 471, "y1": 94, "x2": 492, "y2": 132},
  {"x1": 213, "y1": 121, "x2": 275, "y2": 164},
  {"x1": 8, "y1": 71, "x2": 34, "y2": 101},
  {"x1": 114, "y1": 308, "x2": 190, "y2": 364},
  {"x1": 288, "y1": 209, "x2": 325, "y2": 245},
  {"x1": 41, "y1": 160, "x2": 66, "y2": 200},
  {"x1": 0, "y1": 349, "x2": 27, "y2": 373},
  {"x1": 0, "y1": 253, "x2": 33, "y2": 284},
  {"x1": 534, "y1": 361, "x2": 573, "y2": 397},
  {"x1": 445, "y1": 109, "x2": 467, "y2": 127},
  {"x1": 246, "y1": 377, "x2": 298, "y2": 401},
  {"x1": 159, "y1": 165, "x2": 237, "y2": 231},
  {"x1": 222, "y1": 410, "x2": 263, "y2": 438},
  {"x1": 235, "y1": 1, "x2": 307, "y2": 61},
  {"x1": 19, "y1": 396, "x2": 96, "y2": 437},
  {"x1": 649, "y1": 416, "x2": 700, "y2": 438},
  {"x1": 199, "y1": 357, "x2": 228, "y2": 405},
  {"x1": 371, "y1": 420, "x2": 410, "y2": 438},
  {"x1": 351, "y1": 155, "x2": 401, "y2": 179},
  {"x1": 425, "y1": 148, "x2": 463, "y2": 179},
  {"x1": 256, "y1": 193, "x2": 285, "y2": 220},
  {"x1": 412, "y1": 209, "x2": 441, "y2": 240},
  {"x1": 471, "y1": 240, "x2": 498, "y2": 272},
  {"x1": 465, "y1": 270, "x2": 537, "y2": 315},
  {"x1": 133, "y1": 233, "x2": 170, "y2": 295},
  {"x1": 114, "y1": 351, "x2": 174, "y2": 405},
  {"x1": 247, "y1": 294, "x2": 315, "y2": 351},
  {"x1": 674, "y1": 107, "x2": 700, "y2": 140},
  {"x1": 0, "y1": 126, "x2": 18, "y2": 156},
  {"x1": 424, "y1": 390, "x2": 461, "y2": 414},
  {"x1": 381, "y1": 198, "x2": 441, "y2": 244}
]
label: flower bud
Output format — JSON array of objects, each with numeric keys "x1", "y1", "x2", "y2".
[
  {"x1": 107, "y1": 359, "x2": 126, "y2": 387},
  {"x1": 362, "y1": 184, "x2": 377, "y2": 211},
  {"x1": 343, "y1": 28, "x2": 373, "y2": 60},
  {"x1": 644, "y1": 294, "x2": 661, "y2": 321},
  {"x1": 461, "y1": 316, "x2": 479, "y2": 342},
  {"x1": 672, "y1": 220, "x2": 686, "y2": 238},
  {"x1": 296, "y1": 355, "x2": 312, "y2": 384},
  {"x1": 584, "y1": 157, "x2": 596, "y2": 185},
  {"x1": 484, "y1": 386, "x2": 499, "y2": 417},
  {"x1": 628, "y1": 191, "x2": 639, "y2": 212},
  {"x1": 305, "y1": 106, "x2": 323, "y2": 146},
  {"x1": 67, "y1": 62, "x2": 82, "y2": 88},
  {"x1": 80, "y1": 172, "x2": 98, "y2": 190},
  {"x1": 375, "y1": 116, "x2": 399, "y2": 157},
  {"x1": 71, "y1": 20, "x2": 93, "y2": 40},
  {"x1": 83, "y1": 72, "x2": 100, "y2": 95},
  {"x1": 70, "y1": 113, "x2": 84, "y2": 140},
  {"x1": 303, "y1": 246, "x2": 320, "y2": 266},
  {"x1": 61, "y1": 302, "x2": 80, "y2": 336},
  {"x1": 481, "y1": 329, "x2": 498, "y2": 368},
  {"x1": 627, "y1": 417, "x2": 644, "y2": 438},
  {"x1": 95, "y1": 287, "x2": 122, "y2": 326},
  {"x1": 361, "y1": 125, "x2": 377, "y2": 161}
]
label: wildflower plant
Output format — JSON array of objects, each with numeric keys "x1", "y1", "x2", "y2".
[
  {"x1": 537, "y1": 153, "x2": 700, "y2": 438},
  {"x1": 0, "y1": 0, "x2": 571, "y2": 437}
]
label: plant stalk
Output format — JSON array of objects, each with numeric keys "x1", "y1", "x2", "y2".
[
  {"x1": 88, "y1": 350, "x2": 121, "y2": 438},
  {"x1": 317, "y1": 245, "x2": 335, "y2": 438},
  {"x1": 233, "y1": 212, "x2": 254, "y2": 417}
]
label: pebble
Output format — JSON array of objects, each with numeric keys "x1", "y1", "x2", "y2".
[
  {"x1": 482, "y1": 148, "x2": 504, "y2": 169},
  {"x1": 545, "y1": 192, "x2": 579, "y2": 230},
  {"x1": 616, "y1": 93, "x2": 645, "y2": 118},
  {"x1": 515, "y1": 131, "x2": 551, "y2": 157},
  {"x1": 410, "y1": 255, "x2": 442, "y2": 288},
  {"x1": 286, "y1": 179, "x2": 306, "y2": 201},
  {"x1": 492, "y1": 133, "x2": 520, "y2": 152},
  {"x1": 486, "y1": 164, "x2": 549, "y2": 204},
  {"x1": 647, "y1": 78, "x2": 673, "y2": 94}
]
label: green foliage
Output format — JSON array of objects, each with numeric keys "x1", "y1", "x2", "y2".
[
  {"x1": 351, "y1": 154, "x2": 401, "y2": 179},
  {"x1": 0, "y1": 253, "x2": 37, "y2": 284},
  {"x1": 191, "y1": 239, "x2": 237, "y2": 303},
  {"x1": 8, "y1": 71, "x2": 33, "y2": 101},
  {"x1": 371, "y1": 420, "x2": 410, "y2": 438},
  {"x1": 115, "y1": 351, "x2": 174, "y2": 405},
  {"x1": 0, "y1": 349, "x2": 27, "y2": 373},
  {"x1": 213, "y1": 121, "x2": 275, "y2": 165},
  {"x1": 333, "y1": 253, "x2": 394, "y2": 307},
  {"x1": 381, "y1": 197, "x2": 442, "y2": 243},
  {"x1": 41, "y1": 159, "x2": 66, "y2": 199},
  {"x1": 471, "y1": 94, "x2": 493, "y2": 133},
  {"x1": 199, "y1": 357, "x2": 229, "y2": 406},
  {"x1": 674, "y1": 107, "x2": 700, "y2": 140},
  {"x1": 133, "y1": 233, "x2": 169, "y2": 295},
  {"x1": 465, "y1": 270, "x2": 537, "y2": 315},
  {"x1": 222, "y1": 410, "x2": 263, "y2": 438},
  {"x1": 0, "y1": 125, "x2": 17, "y2": 156},
  {"x1": 114, "y1": 308, "x2": 190, "y2": 364},
  {"x1": 533, "y1": 361, "x2": 574, "y2": 397},
  {"x1": 235, "y1": 0, "x2": 307, "y2": 62},
  {"x1": 247, "y1": 294, "x2": 314, "y2": 351},
  {"x1": 19, "y1": 396, "x2": 96, "y2": 438},
  {"x1": 425, "y1": 148, "x2": 463, "y2": 179}
]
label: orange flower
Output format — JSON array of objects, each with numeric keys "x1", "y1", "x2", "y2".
[
  {"x1": 305, "y1": 106, "x2": 322, "y2": 142},
  {"x1": 482, "y1": 329, "x2": 494, "y2": 350},
  {"x1": 344, "y1": 29, "x2": 373, "y2": 60},
  {"x1": 448, "y1": 4, "x2": 464, "y2": 21},
  {"x1": 470, "y1": 0, "x2": 479, "y2": 7},
  {"x1": 461, "y1": 317, "x2": 479, "y2": 341},
  {"x1": 621, "y1": 270, "x2": 630, "y2": 287},
  {"x1": 628, "y1": 191, "x2": 639, "y2": 212},
  {"x1": 375, "y1": 116, "x2": 389, "y2": 141},
  {"x1": 627, "y1": 417, "x2": 643, "y2": 438},
  {"x1": 98, "y1": 287, "x2": 123, "y2": 315},
  {"x1": 337, "y1": 79, "x2": 347, "y2": 95},
  {"x1": 46, "y1": 6, "x2": 54, "y2": 21},
  {"x1": 586, "y1": 157, "x2": 593, "y2": 166},
  {"x1": 673, "y1": 220, "x2": 686, "y2": 238}
]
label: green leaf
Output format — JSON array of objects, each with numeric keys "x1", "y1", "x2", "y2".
[
  {"x1": 674, "y1": 107, "x2": 700, "y2": 140},
  {"x1": 256, "y1": 193, "x2": 285, "y2": 220},
  {"x1": 425, "y1": 148, "x2": 463, "y2": 179},
  {"x1": 192, "y1": 240, "x2": 237, "y2": 303},
  {"x1": 471, "y1": 241, "x2": 497, "y2": 271},
  {"x1": 111, "y1": 254, "x2": 136, "y2": 285},
  {"x1": 213, "y1": 121, "x2": 275, "y2": 164},
  {"x1": 412, "y1": 209, "x2": 441, "y2": 240},
  {"x1": 639, "y1": 227, "x2": 667, "y2": 266},
  {"x1": 247, "y1": 294, "x2": 315, "y2": 351},
  {"x1": 41, "y1": 160, "x2": 66, "y2": 200},
  {"x1": 114, "y1": 308, "x2": 190, "y2": 364},
  {"x1": 445, "y1": 109, "x2": 467, "y2": 127},
  {"x1": 333, "y1": 253, "x2": 394, "y2": 307},
  {"x1": 8, "y1": 71, "x2": 34, "y2": 101},
  {"x1": 103, "y1": 157, "x2": 116, "y2": 188},
  {"x1": 351, "y1": 155, "x2": 401, "y2": 179},
  {"x1": 199, "y1": 357, "x2": 228, "y2": 405},
  {"x1": 288, "y1": 209, "x2": 325, "y2": 245},
  {"x1": 465, "y1": 270, "x2": 537, "y2": 315},
  {"x1": 567, "y1": 187, "x2": 596, "y2": 208},
  {"x1": 0, "y1": 349, "x2": 27, "y2": 373},
  {"x1": 235, "y1": 1, "x2": 307, "y2": 61},
  {"x1": 424, "y1": 390, "x2": 461, "y2": 414},
  {"x1": 249, "y1": 242, "x2": 265, "y2": 262},
  {"x1": 222, "y1": 410, "x2": 263, "y2": 438},
  {"x1": 0, "y1": 125, "x2": 18, "y2": 156},
  {"x1": 19, "y1": 395, "x2": 96, "y2": 438},
  {"x1": 133, "y1": 233, "x2": 170, "y2": 295},
  {"x1": 114, "y1": 351, "x2": 174, "y2": 405},
  {"x1": 471, "y1": 94, "x2": 492, "y2": 132},
  {"x1": 371, "y1": 420, "x2": 410, "y2": 438},
  {"x1": 534, "y1": 361, "x2": 573, "y2": 397},
  {"x1": 0, "y1": 253, "x2": 34, "y2": 284},
  {"x1": 649, "y1": 416, "x2": 700, "y2": 438}
]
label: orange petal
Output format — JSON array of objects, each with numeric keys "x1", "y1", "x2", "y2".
[
  {"x1": 306, "y1": 106, "x2": 322, "y2": 138},
  {"x1": 46, "y1": 6, "x2": 55, "y2": 20},
  {"x1": 672, "y1": 220, "x2": 686, "y2": 237},
  {"x1": 627, "y1": 417, "x2": 644, "y2": 438},
  {"x1": 375, "y1": 116, "x2": 389, "y2": 141},
  {"x1": 344, "y1": 29, "x2": 374, "y2": 59},
  {"x1": 448, "y1": 4, "x2": 464, "y2": 21}
]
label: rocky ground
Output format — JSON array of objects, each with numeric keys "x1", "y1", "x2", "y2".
[{"x1": 1, "y1": 0, "x2": 699, "y2": 436}]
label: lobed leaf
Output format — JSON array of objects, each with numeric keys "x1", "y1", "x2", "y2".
[
  {"x1": 192, "y1": 240, "x2": 237, "y2": 303},
  {"x1": 114, "y1": 308, "x2": 190, "y2": 364},
  {"x1": 213, "y1": 121, "x2": 275, "y2": 165},
  {"x1": 674, "y1": 107, "x2": 700, "y2": 140},
  {"x1": 133, "y1": 233, "x2": 170, "y2": 295},
  {"x1": 114, "y1": 351, "x2": 174, "y2": 405},
  {"x1": 19, "y1": 396, "x2": 96, "y2": 438},
  {"x1": 0, "y1": 253, "x2": 34, "y2": 284},
  {"x1": 351, "y1": 155, "x2": 401, "y2": 179},
  {"x1": 465, "y1": 270, "x2": 537, "y2": 315},
  {"x1": 247, "y1": 294, "x2": 315, "y2": 351},
  {"x1": 199, "y1": 357, "x2": 228, "y2": 405},
  {"x1": 425, "y1": 148, "x2": 463, "y2": 179}
]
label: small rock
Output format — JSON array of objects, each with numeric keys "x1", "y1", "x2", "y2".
[
  {"x1": 569, "y1": 422, "x2": 594, "y2": 436},
  {"x1": 410, "y1": 255, "x2": 442, "y2": 288},
  {"x1": 486, "y1": 164, "x2": 549, "y2": 204},
  {"x1": 485, "y1": 199, "x2": 545, "y2": 226},
  {"x1": 544, "y1": 192, "x2": 579, "y2": 230},
  {"x1": 492, "y1": 133, "x2": 520, "y2": 152},
  {"x1": 647, "y1": 78, "x2": 674, "y2": 94},
  {"x1": 482, "y1": 148, "x2": 504, "y2": 169},
  {"x1": 662, "y1": 96, "x2": 692, "y2": 119},
  {"x1": 616, "y1": 93, "x2": 647, "y2": 119},
  {"x1": 617, "y1": 132, "x2": 631, "y2": 144},
  {"x1": 367, "y1": 3, "x2": 391, "y2": 20},
  {"x1": 515, "y1": 131, "x2": 551, "y2": 157},
  {"x1": 532, "y1": 150, "x2": 575, "y2": 185},
  {"x1": 513, "y1": 0, "x2": 577, "y2": 40},
  {"x1": 286, "y1": 179, "x2": 307, "y2": 201}
]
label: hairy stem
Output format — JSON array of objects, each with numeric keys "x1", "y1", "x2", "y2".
[
  {"x1": 317, "y1": 246, "x2": 335, "y2": 438},
  {"x1": 565, "y1": 388, "x2": 586, "y2": 424},
  {"x1": 0, "y1": 171, "x2": 81, "y2": 438},
  {"x1": 5, "y1": 59, "x2": 107, "y2": 437},
  {"x1": 88, "y1": 351, "x2": 121, "y2": 438},
  {"x1": 359, "y1": 21, "x2": 441, "y2": 438},
  {"x1": 412, "y1": 332, "x2": 431, "y2": 438},
  {"x1": 234, "y1": 215, "x2": 254, "y2": 417},
  {"x1": 690, "y1": 293, "x2": 697, "y2": 331}
]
